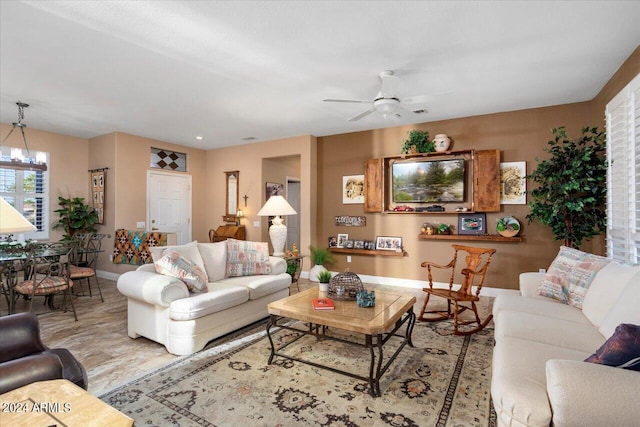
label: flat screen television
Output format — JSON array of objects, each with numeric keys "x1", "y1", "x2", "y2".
[{"x1": 391, "y1": 158, "x2": 465, "y2": 203}]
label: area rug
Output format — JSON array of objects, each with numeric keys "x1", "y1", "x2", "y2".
[{"x1": 100, "y1": 319, "x2": 496, "y2": 426}]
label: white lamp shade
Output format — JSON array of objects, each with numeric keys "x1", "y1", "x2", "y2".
[
  {"x1": 0, "y1": 196, "x2": 36, "y2": 234},
  {"x1": 257, "y1": 195, "x2": 297, "y2": 216}
]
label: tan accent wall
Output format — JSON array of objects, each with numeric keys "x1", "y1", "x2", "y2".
[
  {"x1": 0, "y1": 123, "x2": 90, "y2": 243},
  {"x1": 318, "y1": 102, "x2": 593, "y2": 289}
]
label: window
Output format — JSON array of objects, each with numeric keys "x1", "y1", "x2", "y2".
[
  {"x1": 0, "y1": 148, "x2": 49, "y2": 240},
  {"x1": 605, "y1": 73, "x2": 640, "y2": 264}
]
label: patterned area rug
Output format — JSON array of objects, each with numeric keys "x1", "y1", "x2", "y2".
[{"x1": 101, "y1": 319, "x2": 496, "y2": 426}]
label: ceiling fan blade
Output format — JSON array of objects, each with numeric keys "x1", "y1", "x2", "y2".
[
  {"x1": 380, "y1": 73, "x2": 400, "y2": 98},
  {"x1": 323, "y1": 98, "x2": 371, "y2": 104},
  {"x1": 348, "y1": 108, "x2": 376, "y2": 122},
  {"x1": 401, "y1": 95, "x2": 432, "y2": 105}
]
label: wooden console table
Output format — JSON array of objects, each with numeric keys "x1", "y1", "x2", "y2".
[{"x1": 209, "y1": 225, "x2": 246, "y2": 242}]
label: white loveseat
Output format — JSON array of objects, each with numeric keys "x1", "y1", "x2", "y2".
[
  {"x1": 491, "y1": 249, "x2": 640, "y2": 427},
  {"x1": 117, "y1": 240, "x2": 291, "y2": 355}
]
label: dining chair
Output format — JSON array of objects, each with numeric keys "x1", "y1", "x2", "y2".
[
  {"x1": 13, "y1": 244, "x2": 77, "y2": 321},
  {"x1": 69, "y1": 235, "x2": 103, "y2": 302},
  {"x1": 418, "y1": 244, "x2": 496, "y2": 335}
]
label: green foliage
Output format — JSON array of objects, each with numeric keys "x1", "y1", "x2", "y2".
[
  {"x1": 309, "y1": 245, "x2": 334, "y2": 266},
  {"x1": 401, "y1": 130, "x2": 434, "y2": 154},
  {"x1": 52, "y1": 196, "x2": 99, "y2": 240},
  {"x1": 317, "y1": 270, "x2": 332, "y2": 283},
  {"x1": 496, "y1": 218, "x2": 520, "y2": 232},
  {"x1": 525, "y1": 126, "x2": 606, "y2": 249}
]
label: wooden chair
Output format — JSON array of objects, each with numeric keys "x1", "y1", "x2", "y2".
[{"x1": 418, "y1": 244, "x2": 496, "y2": 335}]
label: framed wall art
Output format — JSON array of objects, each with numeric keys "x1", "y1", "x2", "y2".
[
  {"x1": 342, "y1": 175, "x2": 365, "y2": 204},
  {"x1": 266, "y1": 182, "x2": 284, "y2": 199},
  {"x1": 500, "y1": 161, "x2": 526, "y2": 204},
  {"x1": 458, "y1": 213, "x2": 487, "y2": 235}
]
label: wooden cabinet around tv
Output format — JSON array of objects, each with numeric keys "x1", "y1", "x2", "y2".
[{"x1": 363, "y1": 149, "x2": 501, "y2": 213}]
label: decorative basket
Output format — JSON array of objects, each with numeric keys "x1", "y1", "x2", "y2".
[{"x1": 328, "y1": 270, "x2": 364, "y2": 301}]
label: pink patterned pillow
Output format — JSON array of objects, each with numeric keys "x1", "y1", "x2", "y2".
[
  {"x1": 154, "y1": 250, "x2": 208, "y2": 293},
  {"x1": 538, "y1": 246, "x2": 610, "y2": 308},
  {"x1": 225, "y1": 239, "x2": 272, "y2": 277}
]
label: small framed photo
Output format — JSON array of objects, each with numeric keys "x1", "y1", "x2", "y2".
[
  {"x1": 376, "y1": 236, "x2": 403, "y2": 251},
  {"x1": 458, "y1": 213, "x2": 487, "y2": 235},
  {"x1": 354, "y1": 240, "x2": 365, "y2": 249},
  {"x1": 364, "y1": 240, "x2": 375, "y2": 250},
  {"x1": 342, "y1": 175, "x2": 365, "y2": 204},
  {"x1": 337, "y1": 233, "x2": 349, "y2": 248},
  {"x1": 345, "y1": 240, "x2": 354, "y2": 249},
  {"x1": 328, "y1": 236, "x2": 338, "y2": 247}
]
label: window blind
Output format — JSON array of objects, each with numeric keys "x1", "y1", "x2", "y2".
[{"x1": 606, "y1": 73, "x2": 640, "y2": 264}]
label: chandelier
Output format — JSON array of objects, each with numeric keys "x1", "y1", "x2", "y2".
[{"x1": 1, "y1": 101, "x2": 47, "y2": 172}]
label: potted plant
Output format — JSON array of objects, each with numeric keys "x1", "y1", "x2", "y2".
[
  {"x1": 317, "y1": 270, "x2": 332, "y2": 292},
  {"x1": 308, "y1": 245, "x2": 334, "y2": 282},
  {"x1": 526, "y1": 126, "x2": 606, "y2": 248},
  {"x1": 401, "y1": 130, "x2": 433, "y2": 154},
  {"x1": 52, "y1": 196, "x2": 99, "y2": 240}
]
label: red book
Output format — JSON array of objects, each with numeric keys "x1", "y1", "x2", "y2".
[{"x1": 312, "y1": 298, "x2": 335, "y2": 310}]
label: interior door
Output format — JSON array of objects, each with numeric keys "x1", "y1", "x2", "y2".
[
  {"x1": 147, "y1": 171, "x2": 191, "y2": 245},
  {"x1": 286, "y1": 178, "x2": 301, "y2": 250}
]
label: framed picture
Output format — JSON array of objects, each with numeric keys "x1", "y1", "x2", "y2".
[
  {"x1": 376, "y1": 236, "x2": 403, "y2": 251},
  {"x1": 354, "y1": 240, "x2": 365, "y2": 249},
  {"x1": 500, "y1": 161, "x2": 526, "y2": 204},
  {"x1": 364, "y1": 240, "x2": 375, "y2": 250},
  {"x1": 342, "y1": 175, "x2": 365, "y2": 204},
  {"x1": 328, "y1": 236, "x2": 338, "y2": 247},
  {"x1": 458, "y1": 213, "x2": 487, "y2": 235},
  {"x1": 337, "y1": 233, "x2": 349, "y2": 248},
  {"x1": 266, "y1": 182, "x2": 284, "y2": 199},
  {"x1": 345, "y1": 240, "x2": 355, "y2": 249}
]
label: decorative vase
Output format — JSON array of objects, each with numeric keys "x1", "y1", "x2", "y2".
[
  {"x1": 309, "y1": 264, "x2": 326, "y2": 282},
  {"x1": 433, "y1": 134, "x2": 451, "y2": 152}
]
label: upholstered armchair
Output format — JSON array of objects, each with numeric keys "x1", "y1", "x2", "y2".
[{"x1": 0, "y1": 312, "x2": 87, "y2": 393}]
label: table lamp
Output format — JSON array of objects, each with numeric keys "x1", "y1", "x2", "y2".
[
  {"x1": 257, "y1": 195, "x2": 296, "y2": 256},
  {"x1": 0, "y1": 196, "x2": 36, "y2": 234}
]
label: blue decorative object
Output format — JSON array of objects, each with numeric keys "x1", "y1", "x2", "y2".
[{"x1": 357, "y1": 290, "x2": 375, "y2": 307}]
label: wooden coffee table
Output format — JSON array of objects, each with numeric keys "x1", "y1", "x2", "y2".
[
  {"x1": 0, "y1": 379, "x2": 133, "y2": 426},
  {"x1": 267, "y1": 288, "x2": 416, "y2": 397}
]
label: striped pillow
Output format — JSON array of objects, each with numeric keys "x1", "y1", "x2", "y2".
[{"x1": 225, "y1": 239, "x2": 272, "y2": 277}]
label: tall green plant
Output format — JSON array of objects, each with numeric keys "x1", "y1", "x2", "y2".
[
  {"x1": 53, "y1": 196, "x2": 99, "y2": 240},
  {"x1": 526, "y1": 126, "x2": 606, "y2": 248}
]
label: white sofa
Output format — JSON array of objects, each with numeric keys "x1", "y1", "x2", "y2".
[
  {"x1": 117, "y1": 240, "x2": 291, "y2": 355},
  {"x1": 491, "y1": 254, "x2": 640, "y2": 427}
]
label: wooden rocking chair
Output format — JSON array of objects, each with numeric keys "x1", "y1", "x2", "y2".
[{"x1": 418, "y1": 244, "x2": 496, "y2": 335}]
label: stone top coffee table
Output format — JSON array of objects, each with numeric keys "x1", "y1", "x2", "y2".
[{"x1": 266, "y1": 287, "x2": 416, "y2": 397}]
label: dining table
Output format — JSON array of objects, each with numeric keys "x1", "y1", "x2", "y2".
[{"x1": 0, "y1": 242, "x2": 103, "y2": 316}]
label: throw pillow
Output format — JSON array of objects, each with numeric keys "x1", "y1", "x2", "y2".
[
  {"x1": 225, "y1": 239, "x2": 272, "y2": 277},
  {"x1": 585, "y1": 323, "x2": 640, "y2": 371},
  {"x1": 149, "y1": 241, "x2": 207, "y2": 273},
  {"x1": 538, "y1": 246, "x2": 610, "y2": 308},
  {"x1": 154, "y1": 250, "x2": 208, "y2": 293}
]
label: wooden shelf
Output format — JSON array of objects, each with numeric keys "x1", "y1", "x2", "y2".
[
  {"x1": 329, "y1": 247, "x2": 408, "y2": 257},
  {"x1": 418, "y1": 234, "x2": 524, "y2": 242}
]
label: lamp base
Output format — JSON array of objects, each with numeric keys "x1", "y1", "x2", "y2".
[{"x1": 269, "y1": 216, "x2": 287, "y2": 257}]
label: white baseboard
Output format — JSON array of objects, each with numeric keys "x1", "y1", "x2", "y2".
[
  {"x1": 301, "y1": 271, "x2": 513, "y2": 297},
  {"x1": 97, "y1": 270, "x2": 121, "y2": 282}
]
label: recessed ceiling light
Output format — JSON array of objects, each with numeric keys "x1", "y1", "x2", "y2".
[{"x1": 195, "y1": 136, "x2": 204, "y2": 140}]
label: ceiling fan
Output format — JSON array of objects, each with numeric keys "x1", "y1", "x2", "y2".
[{"x1": 323, "y1": 70, "x2": 431, "y2": 122}]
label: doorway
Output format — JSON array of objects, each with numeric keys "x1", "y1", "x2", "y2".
[
  {"x1": 286, "y1": 177, "x2": 301, "y2": 251},
  {"x1": 147, "y1": 171, "x2": 192, "y2": 244}
]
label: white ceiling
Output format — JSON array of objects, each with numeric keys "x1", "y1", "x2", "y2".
[{"x1": 1, "y1": 1, "x2": 639, "y2": 150}]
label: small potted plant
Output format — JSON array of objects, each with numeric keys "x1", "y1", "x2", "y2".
[
  {"x1": 317, "y1": 270, "x2": 332, "y2": 292},
  {"x1": 401, "y1": 130, "x2": 434, "y2": 154},
  {"x1": 308, "y1": 245, "x2": 334, "y2": 282}
]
